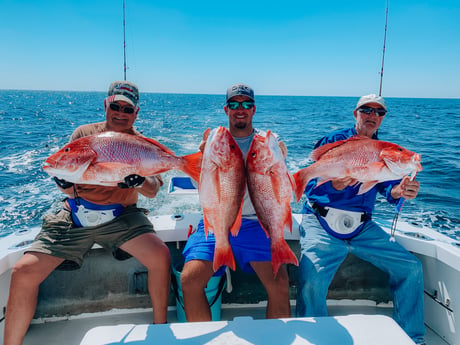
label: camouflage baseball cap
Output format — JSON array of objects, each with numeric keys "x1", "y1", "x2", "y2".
[{"x1": 107, "y1": 81, "x2": 139, "y2": 107}]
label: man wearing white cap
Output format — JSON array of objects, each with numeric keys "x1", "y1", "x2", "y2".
[
  {"x1": 295, "y1": 94, "x2": 425, "y2": 344},
  {"x1": 4, "y1": 81, "x2": 171, "y2": 345}
]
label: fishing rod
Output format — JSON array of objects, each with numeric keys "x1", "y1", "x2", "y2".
[
  {"x1": 378, "y1": 0, "x2": 405, "y2": 241},
  {"x1": 379, "y1": 0, "x2": 389, "y2": 96},
  {"x1": 123, "y1": 0, "x2": 127, "y2": 81}
]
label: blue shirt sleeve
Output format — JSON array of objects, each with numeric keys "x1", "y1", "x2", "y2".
[{"x1": 377, "y1": 179, "x2": 401, "y2": 205}]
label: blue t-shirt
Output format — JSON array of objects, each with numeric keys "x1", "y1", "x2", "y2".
[{"x1": 301, "y1": 127, "x2": 400, "y2": 215}]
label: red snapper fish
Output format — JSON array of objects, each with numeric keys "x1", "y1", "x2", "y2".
[
  {"x1": 43, "y1": 131, "x2": 202, "y2": 185},
  {"x1": 199, "y1": 126, "x2": 246, "y2": 272},
  {"x1": 246, "y1": 130, "x2": 299, "y2": 276},
  {"x1": 293, "y1": 136, "x2": 423, "y2": 202}
]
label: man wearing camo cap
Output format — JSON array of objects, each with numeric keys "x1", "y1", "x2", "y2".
[{"x1": 4, "y1": 81, "x2": 170, "y2": 345}]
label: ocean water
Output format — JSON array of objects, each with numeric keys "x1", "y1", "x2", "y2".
[{"x1": 1, "y1": 90, "x2": 459, "y2": 240}]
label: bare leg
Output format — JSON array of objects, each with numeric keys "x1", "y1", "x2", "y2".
[
  {"x1": 251, "y1": 261, "x2": 291, "y2": 319},
  {"x1": 121, "y1": 233, "x2": 171, "y2": 324},
  {"x1": 180, "y1": 260, "x2": 215, "y2": 322},
  {"x1": 4, "y1": 252, "x2": 64, "y2": 345}
]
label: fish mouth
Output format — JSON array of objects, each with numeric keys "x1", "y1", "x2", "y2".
[
  {"x1": 413, "y1": 154, "x2": 423, "y2": 171},
  {"x1": 384, "y1": 153, "x2": 423, "y2": 176},
  {"x1": 42, "y1": 159, "x2": 93, "y2": 182}
]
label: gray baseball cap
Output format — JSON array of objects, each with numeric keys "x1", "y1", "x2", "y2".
[{"x1": 226, "y1": 83, "x2": 255, "y2": 102}]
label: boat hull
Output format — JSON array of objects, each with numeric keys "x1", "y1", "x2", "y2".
[{"x1": 0, "y1": 214, "x2": 459, "y2": 344}]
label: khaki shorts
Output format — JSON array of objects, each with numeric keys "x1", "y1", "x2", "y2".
[{"x1": 27, "y1": 205, "x2": 154, "y2": 270}]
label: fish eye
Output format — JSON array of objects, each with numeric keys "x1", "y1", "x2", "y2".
[
  {"x1": 251, "y1": 152, "x2": 256, "y2": 157},
  {"x1": 398, "y1": 148, "x2": 403, "y2": 151},
  {"x1": 65, "y1": 148, "x2": 70, "y2": 152}
]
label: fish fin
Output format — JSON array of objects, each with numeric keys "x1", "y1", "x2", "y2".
[
  {"x1": 285, "y1": 208, "x2": 293, "y2": 234},
  {"x1": 287, "y1": 171, "x2": 296, "y2": 195},
  {"x1": 230, "y1": 202, "x2": 243, "y2": 237},
  {"x1": 180, "y1": 151, "x2": 203, "y2": 182},
  {"x1": 213, "y1": 244, "x2": 236, "y2": 272},
  {"x1": 258, "y1": 222, "x2": 270, "y2": 238},
  {"x1": 358, "y1": 181, "x2": 378, "y2": 194},
  {"x1": 271, "y1": 239, "x2": 299, "y2": 277},
  {"x1": 203, "y1": 128, "x2": 211, "y2": 142},
  {"x1": 91, "y1": 162, "x2": 133, "y2": 172},
  {"x1": 203, "y1": 215, "x2": 211, "y2": 238},
  {"x1": 140, "y1": 136, "x2": 176, "y2": 156},
  {"x1": 265, "y1": 130, "x2": 272, "y2": 142},
  {"x1": 315, "y1": 178, "x2": 332, "y2": 187},
  {"x1": 293, "y1": 166, "x2": 314, "y2": 202}
]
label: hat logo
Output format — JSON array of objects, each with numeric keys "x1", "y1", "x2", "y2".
[
  {"x1": 233, "y1": 85, "x2": 250, "y2": 93},
  {"x1": 116, "y1": 85, "x2": 134, "y2": 93}
]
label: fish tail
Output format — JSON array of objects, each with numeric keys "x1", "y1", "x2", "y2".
[
  {"x1": 293, "y1": 167, "x2": 313, "y2": 202},
  {"x1": 213, "y1": 244, "x2": 236, "y2": 272},
  {"x1": 181, "y1": 151, "x2": 203, "y2": 182},
  {"x1": 271, "y1": 239, "x2": 299, "y2": 276}
]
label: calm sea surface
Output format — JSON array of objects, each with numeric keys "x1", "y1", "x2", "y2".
[{"x1": 1, "y1": 90, "x2": 459, "y2": 240}]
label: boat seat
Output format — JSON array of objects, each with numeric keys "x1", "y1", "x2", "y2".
[{"x1": 80, "y1": 314, "x2": 415, "y2": 345}]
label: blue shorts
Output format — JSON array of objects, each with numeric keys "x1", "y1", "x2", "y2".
[{"x1": 183, "y1": 217, "x2": 272, "y2": 275}]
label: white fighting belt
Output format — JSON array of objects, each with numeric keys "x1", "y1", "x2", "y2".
[
  {"x1": 321, "y1": 207, "x2": 365, "y2": 236},
  {"x1": 73, "y1": 204, "x2": 118, "y2": 227}
]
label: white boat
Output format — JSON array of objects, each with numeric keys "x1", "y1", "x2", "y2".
[{"x1": 0, "y1": 177, "x2": 459, "y2": 345}]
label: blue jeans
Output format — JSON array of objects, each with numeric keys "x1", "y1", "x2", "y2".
[{"x1": 296, "y1": 214, "x2": 425, "y2": 343}]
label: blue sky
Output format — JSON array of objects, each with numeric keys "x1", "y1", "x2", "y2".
[{"x1": 1, "y1": 0, "x2": 459, "y2": 98}]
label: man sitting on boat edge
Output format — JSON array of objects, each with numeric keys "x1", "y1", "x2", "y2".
[
  {"x1": 179, "y1": 83, "x2": 292, "y2": 321},
  {"x1": 4, "y1": 81, "x2": 171, "y2": 345},
  {"x1": 295, "y1": 94, "x2": 425, "y2": 345}
]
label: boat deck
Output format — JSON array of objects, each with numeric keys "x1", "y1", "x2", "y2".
[{"x1": 24, "y1": 302, "x2": 446, "y2": 345}]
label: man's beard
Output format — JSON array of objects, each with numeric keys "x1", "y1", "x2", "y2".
[{"x1": 234, "y1": 122, "x2": 247, "y2": 129}]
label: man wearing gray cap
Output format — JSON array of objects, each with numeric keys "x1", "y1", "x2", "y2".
[
  {"x1": 295, "y1": 94, "x2": 425, "y2": 344},
  {"x1": 179, "y1": 83, "x2": 292, "y2": 322},
  {"x1": 4, "y1": 81, "x2": 170, "y2": 345}
]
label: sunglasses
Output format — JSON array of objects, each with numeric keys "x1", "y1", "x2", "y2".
[
  {"x1": 226, "y1": 101, "x2": 255, "y2": 110},
  {"x1": 109, "y1": 103, "x2": 136, "y2": 114},
  {"x1": 358, "y1": 106, "x2": 387, "y2": 117}
]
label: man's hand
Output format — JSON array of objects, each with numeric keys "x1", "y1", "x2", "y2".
[
  {"x1": 118, "y1": 174, "x2": 146, "y2": 189},
  {"x1": 53, "y1": 177, "x2": 74, "y2": 189},
  {"x1": 331, "y1": 176, "x2": 358, "y2": 191},
  {"x1": 391, "y1": 176, "x2": 420, "y2": 200}
]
